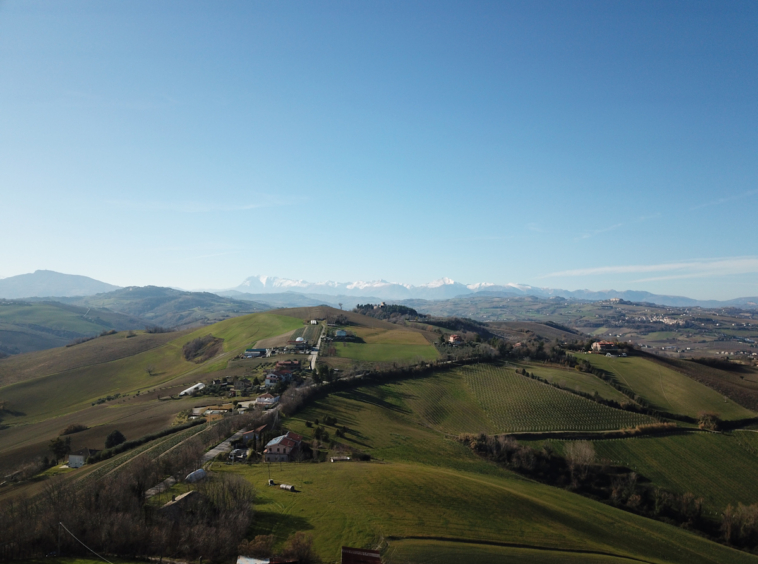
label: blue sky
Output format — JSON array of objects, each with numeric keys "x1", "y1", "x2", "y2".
[{"x1": 1, "y1": 1, "x2": 756, "y2": 299}]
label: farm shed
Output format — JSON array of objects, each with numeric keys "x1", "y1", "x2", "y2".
[
  {"x1": 68, "y1": 448, "x2": 99, "y2": 468},
  {"x1": 185, "y1": 468, "x2": 207, "y2": 483},
  {"x1": 179, "y1": 382, "x2": 206, "y2": 396}
]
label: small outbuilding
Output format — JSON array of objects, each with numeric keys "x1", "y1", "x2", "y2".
[
  {"x1": 185, "y1": 468, "x2": 207, "y2": 483},
  {"x1": 179, "y1": 383, "x2": 206, "y2": 396}
]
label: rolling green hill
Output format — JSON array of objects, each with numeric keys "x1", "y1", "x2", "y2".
[
  {"x1": 213, "y1": 375, "x2": 758, "y2": 564},
  {"x1": 0, "y1": 311, "x2": 304, "y2": 475},
  {"x1": 578, "y1": 354, "x2": 755, "y2": 420},
  {"x1": 0, "y1": 300, "x2": 144, "y2": 355},
  {"x1": 54, "y1": 286, "x2": 271, "y2": 329}
]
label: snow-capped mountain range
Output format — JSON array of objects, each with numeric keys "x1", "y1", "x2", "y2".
[
  {"x1": 233, "y1": 275, "x2": 531, "y2": 300},
  {"x1": 228, "y1": 275, "x2": 758, "y2": 308}
]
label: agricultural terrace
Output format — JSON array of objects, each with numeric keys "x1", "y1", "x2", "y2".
[
  {"x1": 461, "y1": 364, "x2": 654, "y2": 432},
  {"x1": 577, "y1": 354, "x2": 755, "y2": 420},
  {"x1": 215, "y1": 379, "x2": 758, "y2": 564}
]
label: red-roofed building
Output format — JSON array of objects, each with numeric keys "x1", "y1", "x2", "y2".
[{"x1": 264, "y1": 431, "x2": 303, "y2": 462}]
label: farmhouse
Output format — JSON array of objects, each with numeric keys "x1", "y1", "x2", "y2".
[
  {"x1": 179, "y1": 382, "x2": 205, "y2": 396},
  {"x1": 256, "y1": 393, "x2": 279, "y2": 408},
  {"x1": 68, "y1": 447, "x2": 99, "y2": 468},
  {"x1": 448, "y1": 334, "x2": 464, "y2": 345},
  {"x1": 592, "y1": 341, "x2": 618, "y2": 353},
  {"x1": 241, "y1": 424, "x2": 268, "y2": 444},
  {"x1": 264, "y1": 431, "x2": 303, "y2": 462}
]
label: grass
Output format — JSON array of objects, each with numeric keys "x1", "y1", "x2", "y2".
[
  {"x1": 461, "y1": 364, "x2": 654, "y2": 432},
  {"x1": 333, "y1": 342, "x2": 438, "y2": 362},
  {"x1": 517, "y1": 362, "x2": 631, "y2": 403},
  {"x1": 348, "y1": 326, "x2": 431, "y2": 345},
  {"x1": 216, "y1": 377, "x2": 758, "y2": 564},
  {"x1": 0, "y1": 313, "x2": 302, "y2": 424},
  {"x1": 589, "y1": 432, "x2": 758, "y2": 512},
  {"x1": 578, "y1": 355, "x2": 755, "y2": 420},
  {"x1": 386, "y1": 539, "x2": 637, "y2": 563}
]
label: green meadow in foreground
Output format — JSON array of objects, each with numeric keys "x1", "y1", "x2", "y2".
[{"x1": 218, "y1": 373, "x2": 758, "y2": 564}]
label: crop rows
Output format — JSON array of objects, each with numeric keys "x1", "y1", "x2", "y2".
[
  {"x1": 463, "y1": 364, "x2": 654, "y2": 433},
  {"x1": 400, "y1": 372, "x2": 495, "y2": 435}
]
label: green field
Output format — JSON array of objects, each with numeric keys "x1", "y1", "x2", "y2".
[
  {"x1": 0, "y1": 313, "x2": 302, "y2": 424},
  {"x1": 333, "y1": 341, "x2": 439, "y2": 362},
  {"x1": 387, "y1": 539, "x2": 638, "y2": 563},
  {"x1": 213, "y1": 376, "x2": 758, "y2": 564},
  {"x1": 590, "y1": 432, "x2": 758, "y2": 512},
  {"x1": 462, "y1": 364, "x2": 654, "y2": 432},
  {"x1": 517, "y1": 362, "x2": 631, "y2": 403},
  {"x1": 578, "y1": 354, "x2": 755, "y2": 420}
]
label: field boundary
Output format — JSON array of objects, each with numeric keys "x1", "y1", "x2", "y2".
[{"x1": 386, "y1": 536, "x2": 656, "y2": 563}]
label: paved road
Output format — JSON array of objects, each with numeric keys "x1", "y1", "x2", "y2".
[
  {"x1": 309, "y1": 326, "x2": 324, "y2": 371},
  {"x1": 201, "y1": 428, "x2": 248, "y2": 464}
]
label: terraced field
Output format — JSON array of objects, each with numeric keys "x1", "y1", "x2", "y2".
[
  {"x1": 462, "y1": 364, "x2": 654, "y2": 432},
  {"x1": 578, "y1": 355, "x2": 754, "y2": 420}
]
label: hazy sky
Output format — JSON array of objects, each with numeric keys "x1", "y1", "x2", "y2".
[{"x1": 1, "y1": 1, "x2": 756, "y2": 299}]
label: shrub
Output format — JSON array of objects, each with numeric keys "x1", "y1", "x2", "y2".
[
  {"x1": 60, "y1": 423, "x2": 88, "y2": 436},
  {"x1": 105, "y1": 430, "x2": 127, "y2": 448}
]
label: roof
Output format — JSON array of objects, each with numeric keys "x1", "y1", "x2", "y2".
[
  {"x1": 265, "y1": 431, "x2": 303, "y2": 448},
  {"x1": 70, "y1": 448, "x2": 99, "y2": 458}
]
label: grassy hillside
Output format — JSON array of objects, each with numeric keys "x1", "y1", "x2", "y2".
[
  {"x1": 0, "y1": 300, "x2": 144, "y2": 355},
  {"x1": 333, "y1": 341, "x2": 439, "y2": 362},
  {"x1": 590, "y1": 432, "x2": 758, "y2": 512},
  {"x1": 0, "y1": 312, "x2": 303, "y2": 474},
  {"x1": 520, "y1": 431, "x2": 758, "y2": 515},
  {"x1": 516, "y1": 361, "x2": 631, "y2": 403},
  {"x1": 579, "y1": 354, "x2": 755, "y2": 420},
  {"x1": 0, "y1": 313, "x2": 302, "y2": 424},
  {"x1": 215, "y1": 376, "x2": 758, "y2": 564},
  {"x1": 58, "y1": 286, "x2": 270, "y2": 329}
]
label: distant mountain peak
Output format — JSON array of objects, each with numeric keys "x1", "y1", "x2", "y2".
[{"x1": 0, "y1": 270, "x2": 120, "y2": 299}]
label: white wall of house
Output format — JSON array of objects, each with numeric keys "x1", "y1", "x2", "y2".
[{"x1": 68, "y1": 454, "x2": 86, "y2": 468}]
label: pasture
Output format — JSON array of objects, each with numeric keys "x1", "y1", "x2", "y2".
[
  {"x1": 590, "y1": 432, "x2": 758, "y2": 512},
  {"x1": 348, "y1": 326, "x2": 432, "y2": 345},
  {"x1": 332, "y1": 342, "x2": 438, "y2": 362},
  {"x1": 221, "y1": 377, "x2": 758, "y2": 564},
  {"x1": 579, "y1": 355, "x2": 755, "y2": 420}
]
